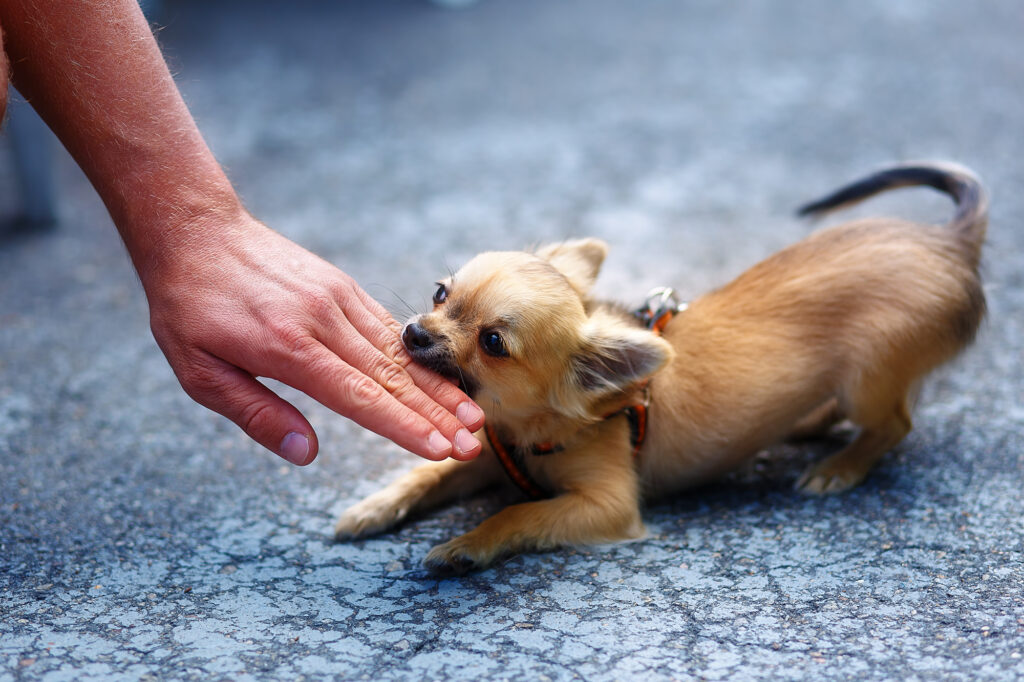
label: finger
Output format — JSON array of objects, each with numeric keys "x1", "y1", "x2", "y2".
[
  {"x1": 285, "y1": 344, "x2": 479, "y2": 461},
  {"x1": 402, "y1": 360, "x2": 485, "y2": 431},
  {"x1": 175, "y1": 351, "x2": 319, "y2": 466},
  {"x1": 348, "y1": 281, "x2": 403, "y2": 334},
  {"x1": 322, "y1": 335, "x2": 482, "y2": 460},
  {"x1": 309, "y1": 293, "x2": 481, "y2": 446},
  {"x1": 331, "y1": 292, "x2": 485, "y2": 432}
]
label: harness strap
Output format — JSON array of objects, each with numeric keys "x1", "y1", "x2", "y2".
[
  {"x1": 484, "y1": 422, "x2": 547, "y2": 500},
  {"x1": 487, "y1": 287, "x2": 684, "y2": 501},
  {"x1": 623, "y1": 403, "x2": 647, "y2": 459},
  {"x1": 485, "y1": 403, "x2": 648, "y2": 501}
]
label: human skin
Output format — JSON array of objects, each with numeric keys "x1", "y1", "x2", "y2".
[{"x1": 0, "y1": 1, "x2": 484, "y2": 464}]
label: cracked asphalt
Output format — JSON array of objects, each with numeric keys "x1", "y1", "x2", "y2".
[{"x1": 2, "y1": 0, "x2": 1023, "y2": 679}]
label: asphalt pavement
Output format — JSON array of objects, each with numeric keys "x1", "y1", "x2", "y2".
[{"x1": 2, "y1": 0, "x2": 1023, "y2": 679}]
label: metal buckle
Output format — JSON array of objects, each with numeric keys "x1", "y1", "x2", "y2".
[{"x1": 634, "y1": 287, "x2": 688, "y2": 330}]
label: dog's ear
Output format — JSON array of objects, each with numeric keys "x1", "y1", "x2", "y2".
[
  {"x1": 556, "y1": 312, "x2": 673, "y2": 416},
  {"x1": 535, "y1": 239, "x2": 608, "y2": 294}
]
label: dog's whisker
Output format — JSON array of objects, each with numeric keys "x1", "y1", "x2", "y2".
[{"x1": 363, "y1": 284, "x2": 422, "y2": 321}]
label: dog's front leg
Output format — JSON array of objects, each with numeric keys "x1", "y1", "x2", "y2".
[
  {"x1": 334, "y1": 451, "x2": 501, "y2": 541},
  {"x1": 423, "y1": 483, "x2": 645, "y2": 574}
]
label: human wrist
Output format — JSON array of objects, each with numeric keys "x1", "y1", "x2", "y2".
[{"x1": 117, "y1": 181, "x2": 252, "y2": 288}]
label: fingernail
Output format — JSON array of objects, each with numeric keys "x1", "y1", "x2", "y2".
[
  {"x1": 280, "y1": 432, "x2": 310, "y2": 465},
  {"x1": 456, "y1": 401, "x2": 484, "y2": 426},
  {"x1": 427, "y1": 430, "x2": 452, "y2": 459},
  {"x1": 455, "y1": 428, "x2": 479, "y2": 457}
]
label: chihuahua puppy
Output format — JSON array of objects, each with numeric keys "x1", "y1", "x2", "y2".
[{"x1": 335, "y1": 162, "x2": 987, "y2": 574}]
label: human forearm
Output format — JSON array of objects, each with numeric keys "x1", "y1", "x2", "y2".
[{"x1": 0, "y1": 0, "x2": 243, "y2": 271}]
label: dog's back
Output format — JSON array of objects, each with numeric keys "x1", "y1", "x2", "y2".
[{"x1": 643, "y1": 162, "x2": 988, "y2": 495}]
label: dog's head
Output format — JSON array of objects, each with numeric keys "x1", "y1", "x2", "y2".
[{"x1": 402, "y1": 239, "x2": 673, "y2": 430}]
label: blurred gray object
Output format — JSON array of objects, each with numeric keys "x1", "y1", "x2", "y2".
[
  {"x1": 5, "y1": 87, "x2": 58, "y2": 227},
  {"x1": 428, "y1": 0, "x2": 481, "y2": 7},
  {"x1": 1, "y1": 2, "x2": 163, "y2": 230}
]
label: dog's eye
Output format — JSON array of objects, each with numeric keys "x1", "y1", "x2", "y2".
[
  {"x1": 479, "y1": 330, "x2": 508, "y2": 358},
  {"x1": 432, "y1": 283, "x2": 448, "y2": 305}
]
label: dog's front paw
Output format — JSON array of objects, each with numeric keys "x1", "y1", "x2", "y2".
[
  {"x1": 334, "y1": 492, "x2": 412, "y2": 541},
  {"x1": 423, "y1": 536, "x2": 494, "y2": 575}
]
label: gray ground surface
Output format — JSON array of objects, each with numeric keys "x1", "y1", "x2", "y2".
[{"x1": 2, "y1": 0, "x2": 1023, "y2": 679}]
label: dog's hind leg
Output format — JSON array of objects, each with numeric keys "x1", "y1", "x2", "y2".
[
  {"x1": 796, "y1": 377, "x2": 913, "y2": 494},
  {"x1": 787, "y1": 397, "x2": 844, "y2": 441}
]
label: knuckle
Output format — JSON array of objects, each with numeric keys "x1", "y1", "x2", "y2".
[
  {"x1": 263, "y1": 313, "x2": 300, "y2": 343},
  {"x1": 266, "y1": 317, "x2": 318, "y2": 359},
  {"x1": 303, "y1": 290, "x2": 338, "y2": 324},
  {"x1": 374, "y1": 361, "x2": 409, "y2": 395},
  {"x1": 176, "y1": 360, "x2": 227, "y2": 404},
  {"x1": 381, "y1": 315, "x2": 403, "y2": 336},
  {"x1": 407, "y1": 364, "x2": 463, "y2": 404},
  {"x1": 328, "y1": 279, "x2": 360, "y2": 311},
  {"x1": 239, "y1": 400, "x2": 277, "y2": 439},
  {"x1": 424, "y1": 402, "x2": 454, "y2": 427},
  {"x1": 420, "y1": 369, "x2": 455, "y2": 395},
  {"x1": 337, "y1": 275, "x2": 361, "y2": 299},
  {"x1": 340, "y1": 371, "x2": 385, "y2": 409},
  {"x1": 382, "y1": 334, "x2": 409, "y2": 363}
]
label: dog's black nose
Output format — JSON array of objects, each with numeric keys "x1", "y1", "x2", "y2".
[{"x1": 402, "y1": 321, "x2": 434, "y2": 351}]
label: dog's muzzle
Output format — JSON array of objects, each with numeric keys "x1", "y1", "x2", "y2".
[
  {"x1": 401, "y1": 320, "x2": 477, "y2": 396},
  {"x1": 402, "y1": 320, "x2": 435, "y2": 352}
]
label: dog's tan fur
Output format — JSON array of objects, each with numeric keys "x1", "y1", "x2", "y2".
[{"x1": 335, "y1": 162, "x2": 988, "y2": 574}]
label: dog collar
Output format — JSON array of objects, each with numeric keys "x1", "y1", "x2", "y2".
[{"x1": 484, "y1": 395, "x2": 649, "y2": 501}]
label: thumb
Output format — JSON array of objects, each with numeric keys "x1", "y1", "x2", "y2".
[{"x1": 175, "y1": 352, "x2": 319, "y2": 465}]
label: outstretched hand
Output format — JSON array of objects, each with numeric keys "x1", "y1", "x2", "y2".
[
  {"x1": 139, "y1": 213, "x2": 484, "y2": 465},
  {"x1": 0, "y1": 0, "x2": 483, "y2": 464}
]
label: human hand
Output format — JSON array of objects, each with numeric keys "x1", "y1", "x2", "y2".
[
  {"x1": 137, "y1": 211, "x2": 484, "y2": 465},
  {"x1": 0, "y1": 0, "x2": 483, "y2": 465}
]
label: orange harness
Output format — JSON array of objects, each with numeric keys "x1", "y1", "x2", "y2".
[
  {"x1": 484, "y1": 398, "x2": 649, "y2": 501},
  {"x1": 485, "y1": 288, "x2": 685, "y2": 501}
]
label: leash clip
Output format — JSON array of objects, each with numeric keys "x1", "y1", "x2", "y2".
[{"x1": 634, "y1": 287, "x2": 688, "y2": 332}]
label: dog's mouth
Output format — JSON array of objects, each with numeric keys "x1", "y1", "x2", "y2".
[
  {"x1": 415, "y1": 352, "x2": 479, "y2": 398},
  {"x1": 402, "y1": 322, "x2": 479, "y2": 398},
  {"x1": 454, "y1": 373, "x2": 478, "y2": 398}
]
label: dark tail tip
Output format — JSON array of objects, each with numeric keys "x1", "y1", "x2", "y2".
[{"x1": 796, "y1": 161, "x2": 988, "y2": 246}]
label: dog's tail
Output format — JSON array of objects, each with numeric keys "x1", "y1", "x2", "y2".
[{"x1": 797, "y1": 161, "x2": 988, "y2": 266}]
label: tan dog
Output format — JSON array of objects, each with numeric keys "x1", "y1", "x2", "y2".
[{"x1": 335, "y1": 162, "x2": 987, "y2": 574}]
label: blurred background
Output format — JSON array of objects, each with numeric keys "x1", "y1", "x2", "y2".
[{"x1": 2, "y1": 1, "x2": 1022, "y2": 679}]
